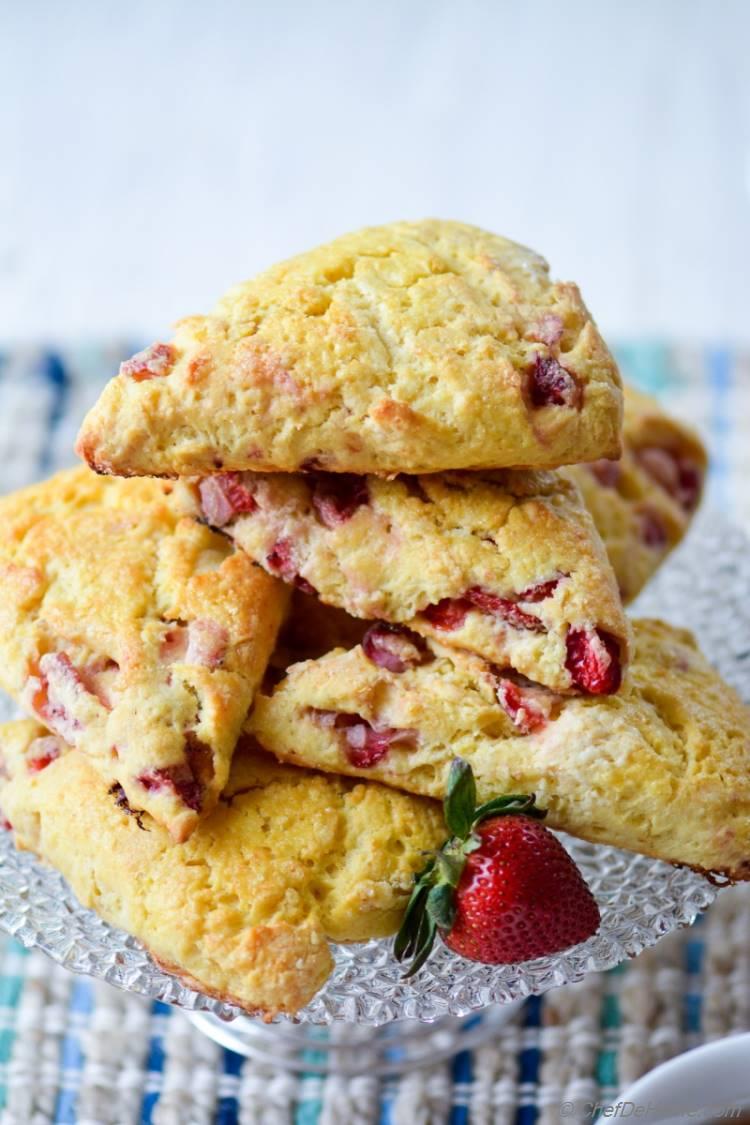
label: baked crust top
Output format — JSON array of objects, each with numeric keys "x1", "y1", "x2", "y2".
[
  {"x1": 0, "y1": 722, "x2": 444, "y2": 1016},
  {"x1": 76, "y1": 219, "x2": 622, "y2": 477},
  {"x1": 0, "y1": 467, "x2": 289, "y2": 839}
]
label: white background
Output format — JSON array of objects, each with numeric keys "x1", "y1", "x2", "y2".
[{"x1": 2, "y1": 0, "x2": 749, "y2": 344}]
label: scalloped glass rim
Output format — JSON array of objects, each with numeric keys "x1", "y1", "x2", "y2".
[{"x1": 0, "y1": 509, "x2": 743, "y2": 1027}]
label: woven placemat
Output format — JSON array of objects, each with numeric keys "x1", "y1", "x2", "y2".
[
  {"x1": 0, "y1": 341, "x2": 746, "y2": 1124},
  {"x1": 0, "y1": 885, "x2": 748, "y2": 1123}
]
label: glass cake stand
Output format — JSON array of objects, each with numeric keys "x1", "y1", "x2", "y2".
[{"x1": 0, "y1": 510, "x2": 744, "y2": 1074}]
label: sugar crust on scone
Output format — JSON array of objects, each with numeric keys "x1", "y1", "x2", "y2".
[
  {"x1": 565, "y1": 387, "x2": 706, "y2": 603},
  {"x1": 76, "y1": 219, "x2": 622, "y2": 478},
  {"x1": 0, "y1": 467, "x2": 289, "y2": 840},
  {"x1": 193, "y1": 467, "x2": 630, "y2": 695},
  {"x1": 249, "y1": 619, "x2": 750, "y2": 880},
  {"x1": 0, "y1": 721, "x2": 445, "y2": 1017}
]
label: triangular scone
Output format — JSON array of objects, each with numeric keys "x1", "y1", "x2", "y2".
[
  {"x1": 0, "y1": 722, "x2": 444, "y2": 1017},
  {"x1": 76, "y1": 220, "x2": 622, "y2": 478},
  {"x1": 565, "y1": 387, "x2": 706, "y2": 603},
  {"x1": 248, "y1": 619, "x2": 750, "y2": 880},
  {"x1": 191, "y1": 468, "x2": 630, "y2": 695},
  {"x1": 0, "y1": 467, "x2": 289, "y2": 840}
]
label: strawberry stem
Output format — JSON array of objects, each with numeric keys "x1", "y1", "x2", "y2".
[{"x1": 473, "y1": 794, "x2": 546, "y2": 824}]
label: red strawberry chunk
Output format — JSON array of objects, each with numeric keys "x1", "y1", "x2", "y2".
[
  {"x1": 494, "y1": 680, "x2": 548, "y2": 734},
  {"x1": 421, "y1": 597, "x2": 473, "y2": 631},
  {"x1": 528, "y1": 353, "x2": 582, "y2": 408},
  {"x1": 565, "y1": 627, "x2": 622, "y2": 694},
  {"x1": 216, "y1": 473, "x2": 257, "y2": 514},
  {"x1": 638, "y1": 507, "x2": 668, "y2": 548},
  {"x1": 342, "y1": 720, "x2": 417, "y2": 767},
  {"x1": 266, "y1": 538, "x2": 316, "y2": 594},
  {"x1": 674, "y1": 462, "x2": 702, "y2": 512},
  {"x1": 138, "y1": 763, "x2": 203, "y2": 812},
  {"x1": 266, "y1": 537, "x2": 298, "y2": 581},
  {"x1": 362, "y1": 623, "x2": 427, "y2": 673},
  {"x1": 185, "y1": 619, "x2": 229, "y2": 669},
  {"x1": 310, "y1": 473, "x2": 369, "y2": 528},
  {"x1": 28, "y1": 653, "x2": 90, "y2": 744},
  {"x1": 120, "y1": 343, "x2": 175, "y2": 381},
  {"x1": 423, "y1": 578, "x2": 560, "y2": 635},
  {"x1": 198, "y1": 473, "x2": 257, "y2": 528},
  {"x1": 198, "y1": 478, "x2": 235, "y2": 528},
  {"x1": 515, "y1": 576, "x2": 563, "y2": 603},
  {"x1": 465, "y1": 587, "x2": 545, "y2": 633},
  {"x1": 588, "y1": 459, "x2": 622, "y2": 488},
  {"x1": 310, "y1": 710, "x2": 417, "y2": 767},
  {"x1": 637, "y1": 447, "x2": 703, "y2": 512},
  {"x1": 27, "y1": 735, "x2": 63, "y2": 773}
]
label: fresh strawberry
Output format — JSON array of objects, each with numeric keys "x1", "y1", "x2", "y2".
[{"x1": 394, "y1": 759, "x2": 600, "y2": 974}]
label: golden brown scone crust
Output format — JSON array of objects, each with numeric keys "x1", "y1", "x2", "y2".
[
  {"x1": 76, "y1": 220, "x2": 622, "y2": 477},
  {"x1": 249, "y1": 619, "x2": 750, "y2": 880},
  {"x1": 566, "y1": 387, "x2": 707, "y2": 603},
  {"x1": 193, "y1": 468, "x2": 630, "y2": 693},
  {"x1": 0, "y1": 467, "x2": 289, "y2": 839},
  {"x1": 0, "y1": 722, "x2": 445, "y2": 1017}
]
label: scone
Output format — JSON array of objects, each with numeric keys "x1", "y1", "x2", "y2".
[
  {"x1": 0, "y1": 467, "x2": 289, "y2": 840},
  {"x1": 566, "y1": 387, "x2": 706, "y2": 602},
  {"x1": 76, "y1": 219, "x2": 623, "y2": 478},
  {"x1": 0, "y1": 721, "x2": 445, "y2": 1017},
  {"x1": 192, "y1": 468, "x2": 630, "y2": 695},
  {"x1": 249, "y1": 619, "x2": 750, "y2": 880}
]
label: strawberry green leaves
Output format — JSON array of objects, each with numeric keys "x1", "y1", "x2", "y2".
[
  {"x1": 443, "y1": 756, "x2": 477, "y2": 838},
  {"x1": 445, "y1": 757, "x2": 545, "y2": 837}
]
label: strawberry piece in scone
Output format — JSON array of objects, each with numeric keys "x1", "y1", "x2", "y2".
[
  {"x1": 248, "y1": 617, "x2": 750, "y2": 881},
  {"x1": 75, "y1": 219, "x2": 622, "y2": 478},
  {"x1": 192, "y1": 467, "x2": 630, "y2": 695},
  {"x1": 0, "y1": 467, "x2": 289, "y2": 840},
  {"x1": 565, "y1": 386, "x2": 707, "y2": 603},
  {"x1": 0, "y1": 719, "x2": 445, "y2": 1016}
]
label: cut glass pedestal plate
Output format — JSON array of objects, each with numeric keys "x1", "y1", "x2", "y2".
[{"x1": 0, "y1": 512, "x2": 742, "y2": 1074}]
